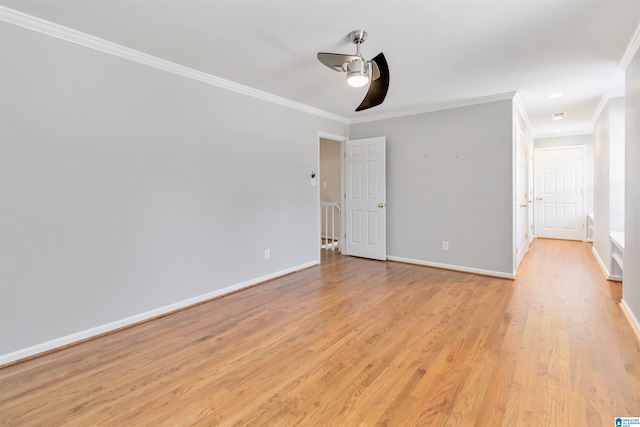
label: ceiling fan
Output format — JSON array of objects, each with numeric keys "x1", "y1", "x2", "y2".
[{"x1": 317, "y1": 30, "x2": 389, "y2": 112}]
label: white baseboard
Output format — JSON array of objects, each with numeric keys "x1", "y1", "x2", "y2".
[
  {"x1": 591, "y1": 246, "x2": 613, "y2": 279},
  {"x1": 0, "y1": 261, "x2": 319, "y2": 366},
  {"x1": 620, "y1": 299, "x2": 640, "y2": 344},
  {"x1": 386, "y1": 256, "x2": 515, "y2": 279}
]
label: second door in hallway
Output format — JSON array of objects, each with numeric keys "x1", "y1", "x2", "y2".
[{"x1": 535, "y1": 146, "x2": 585, "y2": 240}]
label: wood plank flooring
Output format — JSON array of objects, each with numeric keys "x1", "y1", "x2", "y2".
[{"x1": 1, "y1": 239, "x2": 639, "y2": 426}]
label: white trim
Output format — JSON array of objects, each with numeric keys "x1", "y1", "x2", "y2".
[
  {"x1": 0, "y1": 261, "x2": 318, "y2": 366},
  {"x1": 591, "y1": 93, "x2": 610, "y2": 123},
  {"x1": 591, "y1": 246, "x2": 611, "y2": 279},
  {"x1": 350, "y1": 91, "x2": 517, "y2": 124},
  {"x1": 620, "y1": 299, "x2": 640, "y2": 344},
  {"x1": 0, "y1": 6, "x2": 349, "y2": 124},
  {"x1": 318, "y1": 131, "x2": 347, "y2": 142},
  {"x1": 619, "y1": 21, "x2": 640, "y2": 70},
  {"x1": 387, "y1": 256, "x2": 516, "y2": 280},
  {"x1": 513, "y1": 92, "x2": 534, "y2": 134}
]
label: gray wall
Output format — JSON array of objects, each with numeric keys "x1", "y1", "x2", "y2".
[
  {"x1": 609, "y1": 97, "x2": 625, "y2": 232},
  {"x1": 624, "y1": 50, "x2": 640, "y2": 329},
  {"x1": 350, "y1": 100, "x2": 515, "y2": 275},
  {"x1": 592, "y1": 97, "x2": 625, "y2": 273},
  {"x1": 0, "y1": 23, "x2": 346, "y2": 358},
  {"x1": 319, "y1": 138, "x2": 341, "y2": 204},
  {"x1": 594, "y1": 106, "x2": 612, "y2": 266}
]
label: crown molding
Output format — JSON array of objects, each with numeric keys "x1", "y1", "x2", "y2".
[
  {"x1": 512, "y1": 92, "x2": 534, "y2": 133},
  {"x1": 591, "y1": 89, "x2": 626, "y2": 124},
  {"x1": 0, "y1": 6, "x2": 350, "y2": 124},
  {"x1": 619, "y1": 21, "x2": 640, "y2": 70},
  {"x1": 591, "y1": 93, "x2": 610, "y2": 123},
  {"x1": 350, "y1": 91, "x2": 517, "y2": 124}
]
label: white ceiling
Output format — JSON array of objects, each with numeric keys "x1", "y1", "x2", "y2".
[{"x1": 2, "y1": 0, "x2": 639, "y2": 137}]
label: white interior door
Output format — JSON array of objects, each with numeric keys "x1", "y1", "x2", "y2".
[
  {"x1": 345, "y1": 137, "x2": 386, "y2": 260},
  {"x1": 535, "y1": 147, "x2": 585, "y2": 240},
  {"x1": 515, "y1": 126, "x2": 530, "y2": 266}
]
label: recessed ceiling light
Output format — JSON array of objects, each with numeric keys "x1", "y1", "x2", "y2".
[
  {"x1": 549, "y1": 93, "x2": 563, "y2": 98},
  {"x1": 552, "y1": 112, "x2": 566, "y2": 120},
  {"x1": 553, "y1": 129, "x2": 561, "y2": 132}
]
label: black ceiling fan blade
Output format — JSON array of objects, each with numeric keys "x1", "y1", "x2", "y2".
[
  {"x1": 317, "y1": 52, "x2": 359, "y2": 71},
  {"x1": 356, "y1": 52, "x2": 389, "y2": 112}
]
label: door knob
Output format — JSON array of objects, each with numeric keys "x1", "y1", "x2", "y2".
[
  {"x1": 536, "y1": 197, "x2": 543, "y2": 200},
  {"x1": 378, "y1": 202, "x2": 385, "y2": 208},
  {"x1": 520, "y1": 203, "x2": 527, "y2": 207}
]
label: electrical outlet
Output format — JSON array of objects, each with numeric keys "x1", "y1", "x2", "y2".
[
  {"x1": 265, "y1": 249, "x2": 270, "y2": 260},
  {"x1": 442, "y1": 241, "x2": 449, "y2": 251}
]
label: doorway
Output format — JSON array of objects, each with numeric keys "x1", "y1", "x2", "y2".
[
  {"x1": 318, "y1": 134, "x2": 388, "y2": 262},
  {"x1": 319, "y1": 134, "x2": 345, "y2": 260}
]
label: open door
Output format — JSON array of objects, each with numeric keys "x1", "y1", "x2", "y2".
[{"x1": 345, "y1": 137, "x2": 386, "y2": 260}]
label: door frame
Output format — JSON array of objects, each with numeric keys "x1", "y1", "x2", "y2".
[{"x1": 533, "y1": 145, "x2": 588, "y2": 240}]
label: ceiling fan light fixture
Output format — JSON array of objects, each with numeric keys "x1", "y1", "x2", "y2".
[
  {"x1": 346, "y1": 58, "x2": 369, "y2": 87},
  {"x1": 317, "y1": 30, "x2": 389, "y2": 111},
  {"x1": 347, "y1": 73, "x2": 369, "y2": 87}
]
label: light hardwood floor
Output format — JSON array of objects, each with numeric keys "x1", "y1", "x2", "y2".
[{"x1": 1, "y1": 239, "x2": 639, "y2": 426}]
